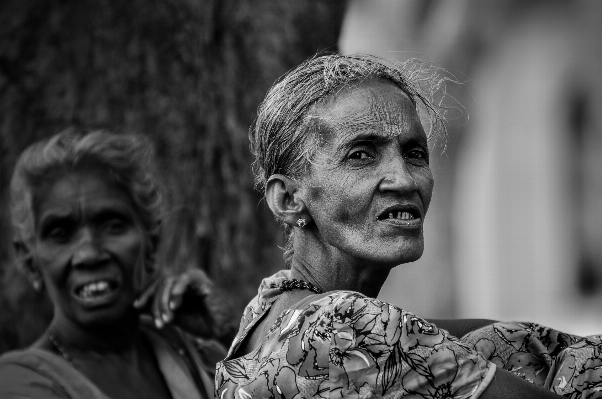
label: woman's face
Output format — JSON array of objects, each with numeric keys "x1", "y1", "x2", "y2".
[
  {"x1": 29, "y1": 169, "x2": 151, "y2": 327},
  {"x1": 301, "y1": 79, "x2": 434, "y2": 267}
]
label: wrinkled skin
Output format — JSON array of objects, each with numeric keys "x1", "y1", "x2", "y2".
[{"x1": 290, "y1": 79, "x2": 434, "y2": 295}]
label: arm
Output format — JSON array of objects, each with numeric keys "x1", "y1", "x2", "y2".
[
  {"x1": 461, "y1": 321, "x2": 602, "y2": 397},
  {"x1": 328, "y1": 294, "x2": 494, "y2": 398},
  {"x1": 331, "y1": 295, "x2": 564, "y2": 398},
  {"x1": 480, "y1": 368, "x2": 563, "y2": 398}
]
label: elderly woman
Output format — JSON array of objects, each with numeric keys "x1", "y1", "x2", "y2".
[
  {"x1": 214, "y1": 54, "x2": 602, "y2": 398},
  {"x1": 0, "y1": 130, "x2": 225, "y2": 399}
]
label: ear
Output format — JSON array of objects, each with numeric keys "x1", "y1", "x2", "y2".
[
  {"x1": 13, "y1": 239, "x2": 42, "y2": 288},
  {"x1": 265, "y1": 174, "x2": 312, "y2": 227}
]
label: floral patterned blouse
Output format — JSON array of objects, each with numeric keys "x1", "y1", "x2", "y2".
[{"x1": 215, "y1": 271, "x2": 495, "y2": 398}]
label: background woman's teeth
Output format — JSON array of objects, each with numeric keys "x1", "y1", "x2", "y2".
[{"x1": 80, "y1": 281, "x2": 111, "y2": 297}]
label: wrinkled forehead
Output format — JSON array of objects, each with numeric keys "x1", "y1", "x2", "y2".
[
  {"x1": 32, "y1": 168, "x2": 134, "y2": 220},
  {"x1": 312, "y1": 78, "x2": 421, "y2": 143}
]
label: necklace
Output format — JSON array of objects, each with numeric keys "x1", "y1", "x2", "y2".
[
  {"x1": 46, "y1": 328, "x2": 72, "y2": 363},
  {"x1": 280, "y1": 279, "x2": 323, "y2": 294}
]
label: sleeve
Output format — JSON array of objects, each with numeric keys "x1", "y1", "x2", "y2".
[
  {"x1": 328, "y1": 294, "x2": 495, "y2": 399},
  {"x1": 547, "y1": 334, "x2": 602, "y2": 397},
  {"x1": 462, "y1": 322, "x2": 602, "y2": 397},
  {"x1": 0, "y1": 362, "x2": 69, "y2": 399}
]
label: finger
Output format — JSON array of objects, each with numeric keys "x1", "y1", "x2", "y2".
[
  {"x1": 169, "y1": 274, "x2": 190, "y2": 311},
  {"x1": 134, "y1": 279, "x2": 159, "y2": 309},
  {"x1": 159, "y1": 276, "x2": 178, "y2": 325},
  {"x1": 189, "y1": 269, "x2": 213, "y2": 297},
  {"x1": 153, "y1": 277, "x2": 175, "y2": 328}
]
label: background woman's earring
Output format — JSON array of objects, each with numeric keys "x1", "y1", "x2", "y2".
[
  {"x1": 296, "y1": 218, "x2": 307, "y2": 228},
  {"x1": 32, "y1": 279, "x2": 42, "y2": 292}
]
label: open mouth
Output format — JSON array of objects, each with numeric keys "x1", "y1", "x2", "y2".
[
  {"x1": 377, "y1": 205, "x2": 422, "y2": 224},
  {"x1": 74, "y1": 279, "x2": 120, "y2": 303}
]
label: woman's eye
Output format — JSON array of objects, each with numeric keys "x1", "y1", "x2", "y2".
[
  {"x1": 48, "y1": 227, "x2": 71, "y2": 242},
  {"x1": 405, "y1": 149, "x2": 429, "y2": 164},
  {"x1": 103, "y1": 219, "x2": 126, "y2": 234},
  {"x1": 348, "y1": 149, "x2": 372, "y2": 160}
]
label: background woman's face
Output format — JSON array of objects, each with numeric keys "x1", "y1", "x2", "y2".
[
  {"x1": 30, "y1": 169, "x2": 150, "y2": 327},
  {"x1": 301, "y1": 79, "x2": 434, "y2": 267}
]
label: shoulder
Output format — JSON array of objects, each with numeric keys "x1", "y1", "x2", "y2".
[
  {"x1": 250, "y1": 290, "x2": 460, "y2": 366},
  {"x1": 0, "y1": 349, "x2": 70, "y2": 398},
  {"x1": 0, "y1": 347, "x2": 59, "y2": 372},
  {"x1": 276, "y1": 290, "x2": 437, "y2": 341},
  {"x1": 322, "y1": 293, "x2": 496, "y2": 398},
  {"x1": 216, "y1": 292, "x2": 495, "y2": 398},
  {"x1": 316, "y1": 292, "x2": 461, "y2": 351},
  {"x1": 234, "y1": 271, "x2": 292, "y2": 333},
  {"x1": 310, "y1": 291, "x2": 422, "y2": 333},
  {"x1": 141, "y1": 317, "x2": 227, "y2": 368}
]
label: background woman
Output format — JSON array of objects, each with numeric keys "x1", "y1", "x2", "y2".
[
  {"x1": 0, "y1": 130, "x2": 225, "y2": 399},
  {"x1": 214, "y1": 54, "x2": 601, "y2": 398}
]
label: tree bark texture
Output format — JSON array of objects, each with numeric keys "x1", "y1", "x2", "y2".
[{"x1": 0, "y1": 0, "x2": 347, "y2": 353}]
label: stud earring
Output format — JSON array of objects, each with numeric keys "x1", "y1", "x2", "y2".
[
  {"x1": 296, "y1": 218, "x2": 307, "y2": 228},
  {"x1": 32, "y1": 280, "x2": 42, "y2": 292}
]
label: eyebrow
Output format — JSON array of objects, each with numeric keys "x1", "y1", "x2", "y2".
[
  {"x1": 337, "y1": 133, "x2": 391, "y2": 151},
  {"x1": 37, "y1": 212, "x2": 76, "y2": 234},
  {"x1": 90, "y1": 207, "x2": 134, "y2": 222},
  {"x1": 337, "y1": 131, "x2": 428, "y2": 153},
  {"x1": 37, "y1": 202, "x2": 135, "y2": 227}
]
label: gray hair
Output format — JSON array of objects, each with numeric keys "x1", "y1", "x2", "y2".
[
  {"x1": 10, "y1": 129, "x2": 163, "y2": 242},
  {"x1": 250, "y1": 53, "x2": 449, "y2": 265}
]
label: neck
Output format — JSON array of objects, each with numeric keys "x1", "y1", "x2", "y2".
[
  {"x1": 49, "y1": 310, "x2": 141, "y2": 356},
  {"x1": 290, "y1": 237, "x2": 392, "y2": 298}
]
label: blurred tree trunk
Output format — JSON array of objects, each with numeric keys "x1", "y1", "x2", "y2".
[{"x1": 0, "y1": 0, "x2": 347, "y2": 352}]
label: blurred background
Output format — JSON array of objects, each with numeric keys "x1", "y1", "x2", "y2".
[{"x1": 1, "y1": 0, "x2": 601, "y2": 353}]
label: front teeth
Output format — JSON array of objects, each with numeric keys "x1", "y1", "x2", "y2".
[
  {"x1": 80, "y1": 281, "x2": 110, "y2": 298},
  {"x1": 388, "y1": 212, "x2": 413, "y2": 220}
]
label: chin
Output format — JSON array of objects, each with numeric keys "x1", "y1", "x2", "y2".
[
  {"x1": 353, "y1": 237, "x2": 425, "y2": 267},
  {"x1": 73, "y1": 301, "x2": 136, "y2": 328},
  {"x1": 390, "y1": 241, "x2": 424, "y2": 265},
  {"x1": 366, "y1": 249, "x2": 423, "y2": 269}
]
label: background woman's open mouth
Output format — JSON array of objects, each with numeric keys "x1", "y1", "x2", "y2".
[{"x1": 73, "y1": 279, "x2": 121, "y2": 306}]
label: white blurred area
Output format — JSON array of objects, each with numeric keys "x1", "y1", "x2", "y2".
[{"x1": 340, "y1": 0, "x2": 602, "y2": 336}]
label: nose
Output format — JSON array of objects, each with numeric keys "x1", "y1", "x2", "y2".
[
  {"x1": 71, "y1": 228, "x2": 109, "y2": 268},
  {"x1": 378, "y1": 154, "x2": 418, "y2": 194}
]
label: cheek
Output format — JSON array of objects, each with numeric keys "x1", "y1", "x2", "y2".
[
  {"x1": 307, "y1": 185, "x2": 324, "y2": 201},
  {"x1": 307, "y1": 181, "x2": 346, "y2": 223},
  {"x1": 33, "y1": 246, "x2": 73, "y2": 303},
  {"x1": 307, "y1": 176, "x2": 371, "y2": 225},
  {"x1": 419, "y1": 169, "x2": 435, "y2": 212},
  {"x1": 35, "y1": 244, "x2": 71, "y2": 280},
  {"x1": 109, "y1": 233, "x2": 145, "y2": 266}
]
